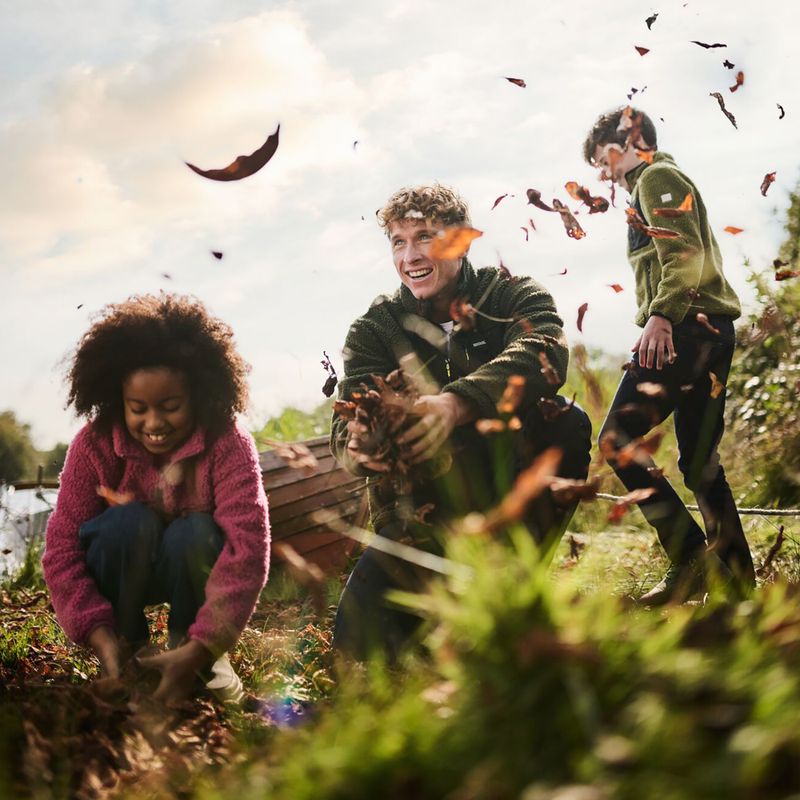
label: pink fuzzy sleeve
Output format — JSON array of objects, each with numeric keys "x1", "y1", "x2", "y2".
[
  {"x1": 187, "y1": 423, "x2": 270, "y2": 656},
  {"x1": 42, "y1": 424, "x2": 116, "y2": 644}
]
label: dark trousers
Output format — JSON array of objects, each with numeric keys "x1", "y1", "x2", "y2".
[
  {"x1": 80, "y1": 502, "x2": 223, "y2": 648},
  {"x1": 599, "y1": 314, "x2": 754, "y2": 582},
  {"x1": 334, "y1": 399, "x2": 593, "y2": 660}
]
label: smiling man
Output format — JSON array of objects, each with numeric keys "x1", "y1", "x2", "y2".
[{"x1": 330, "y1": 184, "x2": 592, "y2": 659}]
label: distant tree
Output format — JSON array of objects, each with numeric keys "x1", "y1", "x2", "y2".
[
  {"x1": 0, "y1": 411, "x2": 38, "y2": 483},
  {"x1": 253, "y1": 400, "x2": 333, "y2": 446},
  {"x1": 39, "y1": 442, "x2": 69, "y2": 480}
]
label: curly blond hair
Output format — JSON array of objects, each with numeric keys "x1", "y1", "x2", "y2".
[{"x1": 376, "y1": 183, "x2": 471, "y2": 233}]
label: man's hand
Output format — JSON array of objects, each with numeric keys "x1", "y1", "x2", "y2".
[
  {"x1": 346, "y1": 419, "x2": 392, "y2": 473},
  {"x1": 87, "y1": 625, "x2": 121, "y2": 679},
  {"x1": 633, "y1": 315, "x2": 676, "y2": 370},
  {"x1": 137, "y1": 639, "x2": 214, "y2": 705},
  {"x1": 398, "y1": 393, "x2": 477, "y2": 465}
]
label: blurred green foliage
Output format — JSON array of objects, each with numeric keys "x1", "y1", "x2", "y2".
[{"x1": 253, "y1": 400, "x2": 333, "y2": 445}]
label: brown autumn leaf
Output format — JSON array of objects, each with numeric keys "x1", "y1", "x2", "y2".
[
  {"x1": 260, "y1": 439, "x2": 319, "y2": 476},
  {"x1": 321, "y1": 350, "x2": 338, "y2": 397},
  {"x1": 696, "y1": 312, "x2": 720, "y2": 335},
  {"x1": 709, "y1": 371, "x2": 725, "y2": 399},
  {"x1": 96, "y1": 486, "x2": 134, "y2": 506},
  {"x1": 634, "y1": 46, "x2": 650, "y2": 56},
  {"x1": 608, "y1": 487, "x2": 657, "y2": 523},
  {"x1": 724, "y1": 225, "x2": 744, "y2": 235},
  {"x1": 552, "y1": 199, "x2": 586, "y2": 239},
  {"x1": 576, "y1": 302, "x2": 589, "y2": 332},
  {"x1": 549, "y1": 476, "x2": 600, "y2": 505},
  {"x1": 729, "y1": 70, "x2": 745, "y2": 93},
  {"x1": 429, "y1": 227, "x2": 483, "y2": 259},
  {"x1": 608, "y1": 283, "x2": 624, "y2": 293},
  {"x1": 564, "y1": 181, "x2": 609, "y2": 213},
  {"x1": 186, "y1": 125, "x2": 280, "y2": 181},
  {"x1": 636, "y1": 148, "x2": 655, "y2": 164},
  {"x1": 777, "y1": 103, "x2": 785, "y2": 119},
  {"x1": 760, "y1": 171, "x2": 776, "y2": 197},
  {"x1": 723, "y1": 59, "x2": 735, "y2": 69},
  {"x1": 521, "y1": 226, "x2": 529, "y2": 241},
  {"x1": 636, "y1": 381, "x2": 667, "y2": 398},
  {"x1": 211, "y1": 250, "x2": 223, "y2": 260},
  {"x1": 600, "y1": 430, "x2": 665, "y2": 469},
  {"x1": 709, "y1": 92, "x2": 737, "y2": 129},
  {"x1": 538, "y1": 351, "x2": 561, "y2": 386},
  {"x1": 526, "y1": 189, "x2": 555, "y2": 212},
  {"x1": 625, "y1": 207, "x2": 682, "y2": 239},
  {"x1": 645, "y1": 13, "x2": 658, "y2": 29},
  {"x1": 450, "y1": 297, "x2": 477, "y2": 331},
  {"x1": 483, "y1": 446, "x2": 563, "y2": 530},
  {"x1": 537, "y1": 393, "x2": 576, "y2": 422},
  {"x1": 504, "y1": 77, "x2": 526, "y2": 88},
  {"x1": 497, "y1": 375, "x2": 526, "y2": 415},
  {"x1": 775, "y1": 269, "x2": 800, "y2": 281},
  {"x1": 475, "y1": 419, "x2": 507, "y2": 436},
  {"x1": 491, "y1": 193, "x2": 510, "y2": 210},
  {"x1": 652, "y1": 192, "x2": 693, "y2": 218},
  {"x1": 691, "y1": 40, "x2": 727, "y2": 49}
]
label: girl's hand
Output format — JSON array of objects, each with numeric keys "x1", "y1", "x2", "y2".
[
  {"x1": 136, "y1": 639, "x2": 214, "y2": 704},
  {"x1": 87, "y1": 625, "x2": 122, "y2": 679}
]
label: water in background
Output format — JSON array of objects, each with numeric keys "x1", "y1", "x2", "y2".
[{"x1": 0, "y1": 484, "x2": 57, "y2": 577}]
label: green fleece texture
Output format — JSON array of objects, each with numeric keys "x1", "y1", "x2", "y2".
[
  {"x1": 627, "y1": 152, "x2": 741, "y2": 326},
  {"x1": 330, "y1": 259, "x2": 568, "y2": 530}
]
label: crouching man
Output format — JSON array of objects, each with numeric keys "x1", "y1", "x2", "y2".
[{"x1": 331, "y1": 184, "x2": 592, "y2": 660}]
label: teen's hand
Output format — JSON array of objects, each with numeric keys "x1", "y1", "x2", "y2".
[
  {"x1": 633, "y1": 315, "x2": 676, "y2": 370},
  {"x1": 398, "y1": 393, "x2": 476, "y2": 465},
  {"x1": 137, "y1": 639, "x2": 214, "y2": 705},
  {"x1": 346, "y1": 419, "x2": 392, "y2": 473},
  {"x1": 87, "y1": 625, "x2": 121, "y2": 679}
]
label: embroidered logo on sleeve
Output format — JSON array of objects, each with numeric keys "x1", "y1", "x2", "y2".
[{"x1": 660, "y1": 193, "x2": 672, "y2": 203}]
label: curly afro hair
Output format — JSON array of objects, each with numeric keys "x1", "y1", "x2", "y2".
[
  {"x1": 376, "y1": 183, "x2": 471, "y2": 234},
  {"x1": 66, "y1": 293, "x2": 250, "y2": 435}
]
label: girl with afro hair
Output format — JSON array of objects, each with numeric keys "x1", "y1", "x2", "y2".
[{"x1": 43, "y1": 293, "x2": 270, "y2": 704}]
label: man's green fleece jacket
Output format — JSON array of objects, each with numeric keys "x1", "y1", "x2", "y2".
[
  {"x1": 627, "y1": 151, "x2": 741, "y2": 327},
  {"x1": 330, "y1": 260, "x2": 569, "y2": 530}
]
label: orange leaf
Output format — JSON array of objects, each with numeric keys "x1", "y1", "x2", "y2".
[
  {"x1": 709, "y1": 372, "x2": 725, "y2": 399},
  {"x1": 636, "y1": 149, "x2": 655, "y2": 164},
  {"x1": 96, "y1": 486, "x2": 134, "y2": 507},
  {"x1": 429, "y1": 227, "x2": 483, "y2": 259},
  {"x1": 608, "y1": 283, "x2": 624, "y2": 293},
  {"x1": 652, "y1": 192, "x2": 693, "y2": 218},
  {"x1": 724, "y1": 226, "x2": 744, "y2": 235},
  {"x1": 729, "y1": 70, "x2": 744, "y2": 93}
]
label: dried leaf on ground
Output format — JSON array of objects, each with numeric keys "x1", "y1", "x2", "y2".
[{"x1": 186, "y1": 125, "x2": 280, "y2": 181}]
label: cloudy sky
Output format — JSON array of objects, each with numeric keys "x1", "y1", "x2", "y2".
[{"x1": 1, "y1": 0, "x2": 797, "y2": 449}]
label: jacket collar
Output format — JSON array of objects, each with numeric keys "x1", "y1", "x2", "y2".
[
  {"x1": 396, "y1": 257, "x2": 479, "y2": 315},
  {"x1": 627, "y1": 151, "x2": 677, "y2": 192},
  {"x1": 112, "y1": 423, "x2": 206, "y2": 462}
]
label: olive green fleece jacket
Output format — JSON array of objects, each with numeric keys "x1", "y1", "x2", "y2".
[
  {"x1": 627, "y1": 151, "x2": 741, "y2": 327},
  {"x1": 330, "y1": 259, "x2": 569, "y2": 530}
]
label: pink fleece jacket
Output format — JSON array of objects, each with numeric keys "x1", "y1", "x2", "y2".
[{"x1": 42, "y1": 420, "x2": 270, "y2": 656}]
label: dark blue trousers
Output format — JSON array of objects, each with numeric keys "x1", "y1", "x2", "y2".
[
  {"x1": 599, "y1": 314, "x2": 754, "y2": 582},
  {"x1": 80, "y1": 502, "x2": 223, "y2": 648},
  {"x1": 334, "y1": 399, "x2": 593, "y2": 660}
]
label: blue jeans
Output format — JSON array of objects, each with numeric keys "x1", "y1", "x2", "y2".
[
  {"x1": 80, "y1": 502, "x2": 223, "y2": 648},
  {"x1": 334, "y1": 399, "x2": 593, "y2": 660},
  {"x1": 599, "y1": 314, "x2": 754, "y2": 582}
]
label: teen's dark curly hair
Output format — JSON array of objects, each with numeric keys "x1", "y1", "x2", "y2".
[
  {"x1": 66, "y1": 294, "x2": 250, "y2": 435},
  {"x1": 582, "y1": 106, "x2": 658, "y2": 164}
]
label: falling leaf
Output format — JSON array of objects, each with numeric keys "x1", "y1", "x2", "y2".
[
  {"x1": 429, "y1": 227, "x2": 483, "y2": 259},
  {"x1": 552, "y1": 199, "x2": 586, "y2": 239},
  {"x1": 497, "y1": 375, "x2": 526, "y2": 415},
  {"x1": 538, "y1": 351, "x2": 561, "y2": 386},
  {"x1": 576, "y1": 302, "x2": 589, "y2": 332},
  {"x1": 475, "y1": 419, "x2": 507, "y2": 435},
  {"x1": 729, "y1": 70, "x2": 744, "y2": 93},
  {"x1": 491, "y1": 193, "x2": 510, "y2": 210},
  {"x1": 450, "y1": 297, "x2": 478, "y2": 331},
  {"x1": 526, "y1": 189, "x2": 554, "y2": 212},
  {"x1": 412, "y1": 503, "x2": 437, "y2": 525},
  {"x1": 775, "y1": 269, "x2": 800, "y2": 281},
  {"x1": 636, "y1": 382, "x2": 667, "y2": 398},
  {"x1": 709, "y1": 371, "x2": 725, "y2": 399},
  {"x1": 77, "y1": 304, "x2": 83, "y2": 309},
  {"x1": 504, "y1": 77, "x2": 527, "y2": 88},
  {"x1": 521, "y1": 226, "x2": 529, "y2": 241},
  {"x1": 161, "y1": 272, "x2": 173, "y2": 280},
  {"x1": 773, "y1": 258, "x2": 789, "y2": 268},
  {"x1": 723, "y1": 59, "x2": 735, "y2": 69},
  {"x1": 696, "y1": 312, "x2": 720, "y2": 335},
  {"x1": 260, "y1": 439, "x2": 319, "y2": 476},
  {"x1": 723, "y1": 225, "x2": 744, "y2": 234},
  {"x1": 600, "y1": 430, "x2": 665, "y2": 468},
  {"x1": 537, "y1": 393, "x2": 576, "y2": 422},
  {"x1": 652, "y1": 192, "x2": 693, "y2": 218},
  {"x1": 321, "y1": 350, "x2": 338, "y2": 397},
  {"x1": 555, "y1": 267, "x2": 568, "y2": 276},
  {"x1": 626, "y1": 207, "x2": 682, "y2": 239},
  {"x1": 760, "y1": 171, "x2": 776, "y2": 197},
  {"x1": 691, "y1": 40, "x2": 727, "y2": 48},
  {"x1": 185, "y1": 124, "x2": 281, "y2": 181},
  {"x1": 96, "y1": 486, "x2": 134, "y2": 507},
  {"x1": 549, "y1": 476, "x2": 600, "y2": 505},
  {"x1": 608, "y1": 283, "x2": 624, "y2": 293},
  {"x1": 645, "y1": 12, "x2": 658, "y2": 29},
  {"x1": 528, "y1": 218, "x2": 537, "y2": 230},
  {"x1": 634, "y1": 46, "x2": 650, "y2": 56},
  {"x1": 636, "y1": 148, "x2": 655, "y2": 164},
  {"x1": 777, "y1": 103, "x2": 785, "y2": 119},
  {"x1": 709, "y1": 92, "x2": 737, "y2": 129},
  {"x1": 211, "y1": 250, "x2": 223, "y2": 260},
  {"x1": 564, "y1": 181, "x2": 609, "y2": 213},
  {"x1": 353, "y1": 140, "x2": 359, "y2": 150},
  {"x1": 608, "y1": 488, "x2": 657, "y2": 523}
]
